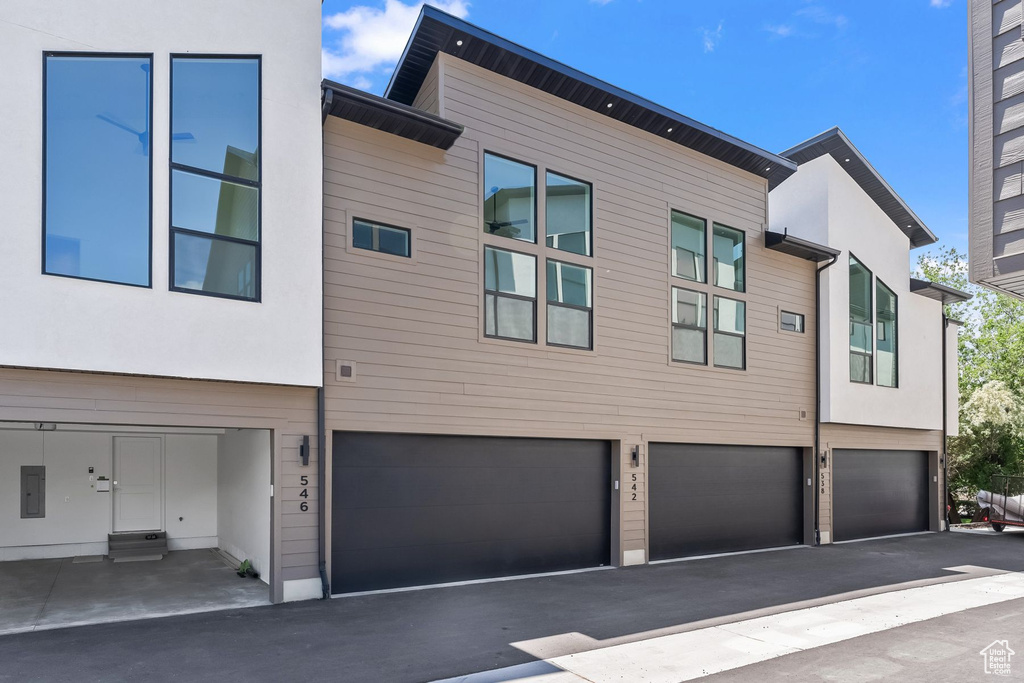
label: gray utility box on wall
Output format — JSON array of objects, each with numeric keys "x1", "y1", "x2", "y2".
[{"x1": 21, "y1": 465, "x2": 45, "y2": 518}]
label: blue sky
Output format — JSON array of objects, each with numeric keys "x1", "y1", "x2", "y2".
[{"x1": 321, "y1": 0, "x2": 968, "y2": 257}]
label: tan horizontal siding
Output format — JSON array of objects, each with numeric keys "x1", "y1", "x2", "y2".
[
  {"x1": 323, "y1": 53, "x2": 817, "y2": 566},
  {"x1": 821, "y1": 422, "x2": 943, "y2": 452},
  {"x1": 0, "y1": 366, "x2": 318, "y2": 601}
]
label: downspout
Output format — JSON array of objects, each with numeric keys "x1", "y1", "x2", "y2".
[
  {"x1": 814, "y1": 251, "x2": 839, "y2": 546},
  {"x1": 318, "y1": 85, "x2": 331, "y2": 598},
  {"x1": 942, "y1": 312, "x2": 949, "y2": 531}
]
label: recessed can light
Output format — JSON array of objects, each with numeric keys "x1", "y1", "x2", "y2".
[
  {"x1": 456, "y1": 39, "x2": 463, "y2": 46},
  {"x1": 667, "y1": 127, "x2": 673, "y2": 132},
  {"x1": 606, "y1": 102, "x2": 613, "y2": 108},
  {"x1": 845, "y1": 158, "x2": 850, "y2": 162},
  {"x1": 765, "y1": 167, "x2": 771, "y2": 172}
]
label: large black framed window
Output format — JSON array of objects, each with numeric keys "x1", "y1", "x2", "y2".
[
  {"x1": 849, "y1": 255, "x2": 873, "y2": 383},
  {"x1": 876, "y1": 279, "x2": 898, "y2": 388},
  {"x1": 170, "y1": 55, "x2": 260, "y2": 301},
  {"x1": 713, "y1": 296, "x2": 746, "y2": 370},
  {"x1": 547, "y1": 259, "x2": 593, "y2": 349},
  {"x1": 484, "y1": 246, "x2": 537, "y2": 342},
  {"x1": 484, "y1": 152, "x2": 536, "y2": 243},
  {"x1": 43, "y1": 53, "x2": 153, "y2": 287},
  {"x1": 671, "y1": 287, "x2": 707, "y2": 365}
]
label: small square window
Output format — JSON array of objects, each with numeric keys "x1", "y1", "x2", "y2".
[
  {"x1": 352, "y1": 219, "x2": 411, "y2": 257},
  {"x1": 780, "y1": 311, "x2": 804, "y2": 333}
]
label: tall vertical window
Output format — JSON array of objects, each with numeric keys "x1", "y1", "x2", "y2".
[
  {"x1": 849, "y1": 255, "x2": 873, "y2": 384},
  {"x1": 713, "y1": 296, "x2": 746, "y2": 369},
  {"x1": 484, "y1": 246, "x2": 536, "y2": 342},
  {"x1": 712, "y1": 224, "x2": 745, "y2": 292},
  {"x1": 671, "y1": 211, "x2": 706, "y2": 282},
  {"x1": 876, "y1": 280, "x2": 898, "y2": 388},
  {"x1": 547, "y1": 260, "x2": 592, "y2": 349},
  {"x1": 545, "y1": 172, "x2": 591, "y2": 256},
  {"x1": 484, "y1": 153, "x2": 536, "y2": 243},
  {"x1": 671, "y1": 287, "x2": 707, "y2": 364},
  {"x1": 170, "y1": 56, "x2": 260, "y2": 301},
  {"x1": 43, "y1": 54, "x2": 152, "y2": 287}
]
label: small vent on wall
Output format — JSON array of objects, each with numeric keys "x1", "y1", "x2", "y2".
[
  {"x1": 336, "y1": 360, "x2": 357, "y2": 383},
  {"x1": 798, "y1": 408, "x2": 808, "y2": 421}
]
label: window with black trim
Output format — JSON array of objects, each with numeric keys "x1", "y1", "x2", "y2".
[
  {"x1": 671, "y1": 211, "x2": 706, "y2": 283},
  {"x1": 876, "y1": 279, "x2": 898, "y2": 388},
  {"x1": 484, "y1": 246, "x2": 536, "y2": 342},
  {"x1": 545, "y1": 172, "x2": 591, "y2": 256},
  {"x1": 484, "y1": 152, "x2": 536, "y2": 243},
  {"x1": 353, "y1": 218, "x2": 410, "y2": 257},
  {"x1": 43, "y1": 53, "x2": 153, "y2": 287},
  {"x1": 712, "y1": 223, "x2": 745, "y2": 292},
  {"x1": 170, "y1": 55, "x2": 260, "y2": 301},
  {"x1": 780, "y1": 310, "x2": 804, "y2": 333},
  {"x1": 547, "y1": 259, "x2": 592, "y2": 349},
  {"x1": 713, "y1": 296, "x2": 746, "y2": 369},
  {"x1": 671, "y1": 287, "x2": 707, "y2": 364},
  {"x1": 849, "y1": 255, "x2": 873, "y2": 384}
]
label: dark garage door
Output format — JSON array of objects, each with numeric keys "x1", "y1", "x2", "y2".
[
  {"x1": 832, "y1": 449, "x2": 929, "y2": 542},
  {"x1": 332, "y1": 432, "x2": 611, "y2": 594},
  {"x1": 649, "y1": 444, "x2": 804, "y2": 561}
]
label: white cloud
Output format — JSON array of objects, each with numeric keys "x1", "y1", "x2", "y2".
[
  {"x1": 765, "y1": 24, "x2": 795, "y2": 38},
  {"x1": 795, "y1": 5, "x2": 847, "y2": 29},
  {"x1": 930, "y1": 0, "x2": 953, "y2": 7},
  {"x1": 322, "y1": 0, "x2": 470, "y2": 88},
  {"x1": 702, "y1": 22, "x2": 723, "y2": 53}
]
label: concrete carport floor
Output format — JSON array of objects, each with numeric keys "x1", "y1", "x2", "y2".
[
  {"x1": 2, "y1": 531, "x2": 1024, "y2": 682},
  {"x1": 0, "y1": 549, "x2": 268, "y2": 635}
]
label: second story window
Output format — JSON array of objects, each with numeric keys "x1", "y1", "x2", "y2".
[
  {"x1": 170, "y1": 56, "x2": 260, "y2": 301},
  {"x1": 671, "y1": 211, "x2": 706, "y2": 283},
  {"x1": 545, "y1": 172, "x2": 592, "y2": 256},
  {"x1": 43, "y1": 54, "x2": 152, "y2": 287},
  {"x1": 547, "y1": 260, "x2": 592, "y2": 349},
  {"x1": 713, "y1": 296, "x2": 746, "y2": 370},
  {"x1": 849, "y1": 255, "x2": 873, "y2": 384},
  {"x1": 353, "y1": 219, "x2": 411, "y2": 257},
  {"x1": 484, "y1": 246, "x2": 536, "y2": 342},
  {"x1": 671, "y1": 287, "x2": 707, "y2": 365},
  {"x1": 876, "y1": 280, "x2": 898, "y2": 388},
  {"x1": 484, "y1": 153, "x2": 536, "y2": 243},
  {"x1": 712, "y1": 224, "x2": 745, "y2": 292}
]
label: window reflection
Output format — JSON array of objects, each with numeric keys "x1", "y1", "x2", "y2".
[
  {"x1": 44, "y1": 55, "x2": 152, "y2": 286},
  {"x1": 713, "y1": 224, "x2": 745, "y2": 292},
  {"x1": 484, "y1": 153, "x2": 536, "y2": 243},
  {"x1": 546, "y1": 172, "x2": 591, "y2": 256}
]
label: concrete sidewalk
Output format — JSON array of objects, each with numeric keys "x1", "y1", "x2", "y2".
[{"x1": 1, "y1": 531, "x2": 1023, "y2": 683}]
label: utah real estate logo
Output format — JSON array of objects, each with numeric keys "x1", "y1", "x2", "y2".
[{"x1": 980, "y1": 640, "x2": 1014, "y2": 676}]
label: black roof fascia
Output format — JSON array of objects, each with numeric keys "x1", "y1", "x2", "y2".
[
  {"x1": 384, "y1": 6, "x2": 795, "y2": 184},
  {"x1": 764, "y1": 230, "x2": 841, "y2": 263},
  {"x1": 322, "y1": 79, "x2": 464, "y2": 150},
  {"x1": 778, "y1": 127, "x2": 937, "y2": 249},
  {"x1": 909, "y1": 278, "x2": 973, "y2": 305}
]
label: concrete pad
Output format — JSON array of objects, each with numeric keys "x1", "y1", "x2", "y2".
[{"x1": 0, "y1": 549, "x2": 268, "y2": 635}]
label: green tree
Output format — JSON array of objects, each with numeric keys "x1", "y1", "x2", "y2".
[{"x1": 916, "y1": 247, "x2": 1024, "y2": 492}]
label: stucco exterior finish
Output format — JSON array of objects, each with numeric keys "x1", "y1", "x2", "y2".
[
  {"x1": 0, "y1": 0, "x2": 323, "y2": 386},
  {"x1": 770, "y1": 154, "x2": 949, "y2": 432}
]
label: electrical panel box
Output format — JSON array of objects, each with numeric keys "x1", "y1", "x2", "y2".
[{"x1": 21, "y1": 466, "x2": 45, "y2": 519}]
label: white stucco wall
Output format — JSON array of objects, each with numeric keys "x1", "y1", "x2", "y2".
[
  {"x1": 217, "y1": 429, "x2": 271, "y2": 583},
  {"x1": 769, "y1": 154, "x2": 948, "y2": 431},
  {"x1": 0, "y1": 1, "x2": 322, "y2": 386}
]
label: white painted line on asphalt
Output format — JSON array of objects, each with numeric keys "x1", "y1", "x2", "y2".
[
  {"x1": 648, "y1": 543, "x2": 811, "y2": 565},
  {"x1": 432, "y1": 569, "x2": 1024, "y2": 683},
  {"x1": 332, "y1": 565, "x2": 615, "y2": 599},
  {"x1": 831, "y1": 531, "x2": 934, "y2": 545}
]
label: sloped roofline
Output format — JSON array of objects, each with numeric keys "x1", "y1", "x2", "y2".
[
  {"x1": 384, "y1": 5, "x2": 796, "y2": 185},
  {"x1": 778, "y1": 127, "x2": 937, "y2": 248}
]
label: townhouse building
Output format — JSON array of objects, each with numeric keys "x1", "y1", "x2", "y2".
[
  {"x1": 0, "y1": 2, "x2": 966, "y2": 618},
  {"x1": 0, "y1": 0, "x2": 325, "y2": 605},
  {"x1": 320, "y1": 7, "x2": 965, "y2": 594}
]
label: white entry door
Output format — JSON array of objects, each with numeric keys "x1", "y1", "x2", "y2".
[{"x1": 112, "y1": 436, "x2": 163, "y2": 532}]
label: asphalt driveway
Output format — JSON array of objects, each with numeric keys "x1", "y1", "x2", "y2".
[{"x1": 2, "y1": 530, "x2": 1023, "y2": 683}]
